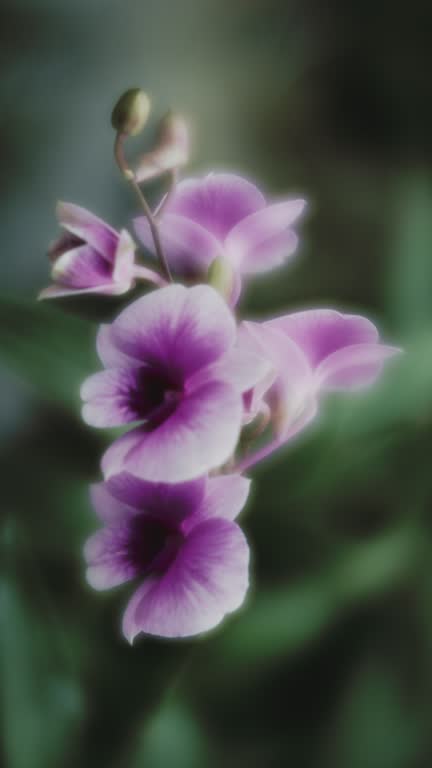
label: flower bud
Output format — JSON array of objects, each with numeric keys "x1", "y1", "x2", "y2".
[
  {"x1": 111, "y1": 89, "x2": 151, "y2": 136},
  {"x1": 39, "y1": 203, "x2": 137, "y2": 300},
  {"x1": 157, "y1": 111, "x2": 189, "y2": 157},
  {"x1": 207, "y1": 256, "x2": 235, "y2": 301},
  {"x1": 135, "y1": 110, "x2": 190, "y2": 182}
]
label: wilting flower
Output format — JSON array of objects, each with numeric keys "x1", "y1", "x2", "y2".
[
  {"x1": 39, "y1": 203, "x2": 162, "y2": 299},
  {"x1": 134, "y1": 173, "x2": 305, "y2": 304},
  {"x1": 81, "y1": 283, "x2": 269, "y2": 482},
  {"x1": 84, "y1": 472, "x2": 250, "y2": 640},
  {"x1": 238, "y1": 309, "x2": 400, "y2": 470}
]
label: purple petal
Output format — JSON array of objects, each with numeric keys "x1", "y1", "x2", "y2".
[
  {"x1": 56, "y1": 202, "x2": 118, "y2": 259},
  {"x1": 81, "y1": 366, "x2": 172, "y2": 427},
  {"x1": 184, "y1": 475, "x2": 251, "y2": 533},
  {"x1": 225, "y1": 199, "x2": 305, "y2": 274},
  {"x1": 188, "y1": 336, "x2": 273, "y2": 395},
  {"x1": 236, "y1": 322, "x2": 276, "y2": 422},
  {"x1": 52, "y1": 245, "x2": 112, "y2": 288},
  {"x1": 316, "y1": 342, "x2": 401, "y2": 390},
  {"x1": 267, "y1": 310, "x2": 379, "y2": 370},
  {"x1": 90, "y1": 482, "x2": 139, "y2": 524},
  {"x1": 242, "y1": 322, "x2": 316, "y2": 437},
  {"x1": 106, "y1": 472, "x2": 206, "y2": 525},
  {"x1": 84, "y1": 525, "x2": 141, "y2": 590},
  {"x1": 222, "y1": 330, "x2": 275, "y2": 393},
  {"x1": 134, "y1": 214, "x2": 221, "y2": 278},
  {"x1": 101, "y1": 379, "x2": 242, "y2": 483},
  {"x1": 111, "y1": 284, "x2": 236, "y2": 381},
  {"x1": 165, "y1": 173, "x2": 266, "y2": 240},
  {"x1": 38, "y1": 283, "x2": 121, "y2": 300},
  {"x1": 48, "y1": 230, "x2": 83, "y2": 261},
  {"x1": 242, "y1": 378, "x2": 274, "y2": 426},
  {"x1": 85, "y1": 514, "x2": 174, "y2": 590},
  {"x1": 96, "y1": 325, "x2": 140, "y2": 369},
  {"x1": 122, "y1": 517, "x2": 249, "y2": 640}
]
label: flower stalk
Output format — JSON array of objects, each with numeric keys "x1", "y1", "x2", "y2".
[{"x1": 114, "y1": 132, "x2": 173, "y2": 282}]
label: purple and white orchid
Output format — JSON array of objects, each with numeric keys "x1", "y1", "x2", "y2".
[
  {"x1": 39, "y1": 89, "x2": 402, "y2": 642},
  {"x1": 39, "y1": 202, "x2": 163, "y2": 300},
  {"x1": 84, "y1": 472, "x2": 250, "y2": 640},
  {"x1": 134, "y1": 172, "x2": 305, "y2": 304},
  {"x1": 81, "y1": 283, "x2": 269, "y2": 483},
  {"x1": 237, "y1": 309, "x2": 400, "y2": 471}
]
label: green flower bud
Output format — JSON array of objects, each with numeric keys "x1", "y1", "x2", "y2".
[
  {"x1": 207, "y1": 256, "x2": 234, "y2": 301},
  {"x1": 111, "y1": 89, "x2": 151, "y2": 136}
]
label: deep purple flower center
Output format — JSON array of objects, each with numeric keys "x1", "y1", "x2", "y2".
[
  {"x1": 129, "y1": 367, "x2": 184, "y2": 426},
  {"x1": 128, "y1": 515, "x2": 182, "y2": 575}
]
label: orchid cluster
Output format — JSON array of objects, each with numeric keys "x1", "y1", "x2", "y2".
[{"x1": 40, "y1": 89, "x2": 399, "y2": 643}]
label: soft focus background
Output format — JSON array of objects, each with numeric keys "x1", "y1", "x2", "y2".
[{"x1": 1, "y1": 1, "x2": 432, "y2": 766}]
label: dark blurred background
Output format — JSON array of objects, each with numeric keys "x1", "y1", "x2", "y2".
[{"x1": 2, "y1": 1, "x2": 432, "y2": 766}]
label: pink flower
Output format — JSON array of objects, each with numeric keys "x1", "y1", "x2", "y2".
[
  {"x1": 81, "y1": 284, "x2": 269, "y2": 483},
  {"x1": 134, "y1": 173, "x2": 305, "y2": 304},
  {"x1": 238, "y1": 309, "x2": 401, "y2": 471},
  {"x1": 84, "y1": 472, "x2": 250, "y2": 640},
  {"x1": 39, "y1": 202, "x2": 160, "y2": 299}
]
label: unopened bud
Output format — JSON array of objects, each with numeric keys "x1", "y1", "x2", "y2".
[
  {"x1": 111, "y1": 89, "x2": 151, "y2": 136},
  {"x1": 157, "y1": 111, "x2": 189, "y2": 157},
  {"x1": 135, "y1": 110, "x2": 190, "y2": 183},
  {"x1": 207, "y1": 256, "x2": 234, "y2": 300}
]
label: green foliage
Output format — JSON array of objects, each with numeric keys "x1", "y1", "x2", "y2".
[
  {"x1": 130, "y1": 697, "x2": 208, "y2": 768},
  {"x1": 0, "y1": 575, "x2": 83, "y2": 768},
  {"x1": 0, "y1": 296, "x2": 96, "y2": 408}
]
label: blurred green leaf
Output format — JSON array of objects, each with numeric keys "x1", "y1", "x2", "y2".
[
  {"x1": 323, "y1": 332, "x2": 432, "y2": 437},
  {"x1": 330, "y1": 523, "x2": 422, "y2": 601},
  {"x1": 386, "y1": 173, "x2": 432, "y2": 335},
  {"x1": 214, "y1": 523, "x2": 423, "y2": 670},
  {"x1": 324, "y1": 660, "x2": 426, "y2": 768},
  {"x1": 0, "y1": 574, "x2": 83, "y2": 768},
  {"x1": 0, "y1": 295, "x2": 96, "y2": 408},
  {"x1": 130, "y1": 696, "x2": 208, "y2": 768}
]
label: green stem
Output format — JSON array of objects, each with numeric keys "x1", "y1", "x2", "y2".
[{"x1": 114, "y1": 133, "x2": 173, "y2": 282}]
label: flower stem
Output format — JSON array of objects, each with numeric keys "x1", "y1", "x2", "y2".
[
  {"x1": 235, "y1": 405, "x2": 316, "y2": 473},
  {"x1": 154, "y1": 169, "x2": 178, "y2": 220},
  {"x1": 234, "y1": 438, "x2": 282, "y2": 473},
  {"x1": 114, "y1": 133, "x2": 173, "y2": 282}
]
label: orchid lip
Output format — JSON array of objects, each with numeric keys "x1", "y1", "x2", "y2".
[
  {"x1": 149, "y1": 531, "x2": 184, "y2": 574},
  {"x1": 144, "y1": 389, "x2": 184, "y2": 430},
  {"x1": 127, "y1": 515, "x2": 184, "y2": 578},
  {"x1": 127, "y1": 366, "x2": 184, "y2": 425}
]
